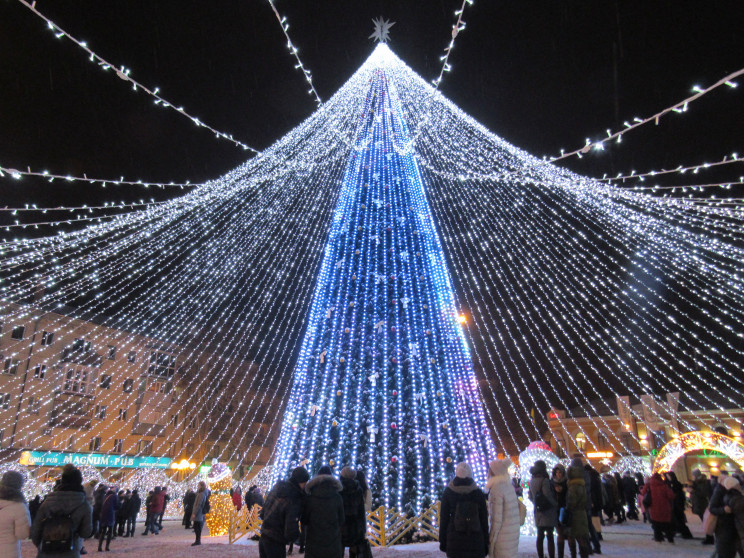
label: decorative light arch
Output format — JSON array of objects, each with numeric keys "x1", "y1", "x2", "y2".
[{"x1": 653, "y1": 431, "x2": 744, "y2": 473}]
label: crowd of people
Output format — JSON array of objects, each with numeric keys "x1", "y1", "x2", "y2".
[{"x1": 1, "y1": 459, "x2": 744, "y2": 557}]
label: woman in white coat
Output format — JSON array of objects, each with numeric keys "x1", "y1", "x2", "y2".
[
  {"x1": 0, "y1": 471, "x2": 31, "y2": 558},
  {"x1": 486, "y1": 458, "x2": 520, "y2": 558}
]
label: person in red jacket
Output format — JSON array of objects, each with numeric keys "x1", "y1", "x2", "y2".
[
  {"x1": 231, "y1": 486, "x2": 243, "y2": 511},
  {"x1": 143, "y1": 486, "x2": 166, "y2": 535},
  {"x1": 640, "y1": 473, "x2": 675, "y2": 543}
]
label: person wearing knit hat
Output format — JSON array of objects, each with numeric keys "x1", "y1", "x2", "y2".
[
  {"x1": 529, "y1": 460, "x2": 557, "y2": 558},
  {"x1": 31, "y1": 464, "x2": 92, "y2": 558},
  {"x1": 259, "y1": 467, "x2": 308, "y2": 557},
  {"x1": 486, "y1": 459, "x2": 520, "y2": 558},
  {"x1": 439, "y1": 462, "x2": 489, "y2": 558},
  {"x1": 0, "y1": 471, "x2": 31, "y2": 558}
]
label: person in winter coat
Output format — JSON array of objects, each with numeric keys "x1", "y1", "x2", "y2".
[
  {"x1": 302, "y1": 469, "x2": 345, "y2": 558},
  {"x1": 640, "y1": 472, "x2": 674, "y2": 543},
  {"x1": 723, "y1": 476, "x2": 744, "y2": 557},
  {"x1": 690, "y1": 469, "x2": 710, "y2": 519},
  {"x1": 259, "y1": 466, "x2": 309, "y2": 558},
  {"x1": 0, "y1": 471, "x2": 31, "y2": 558},
  {"x1": 551, "y1": 464, "x2": 568, "y2": 558},
  {"x1": 583, "y1": 463, "x2": 602, "y2": 554},
  {"x1": 143, "y1": 486, "x2": 165, "y2": 535},
  {"x1": 529, "y1": 460, "x2": 557, "y2": 558},
  {"x1": 126, "y1": 490, "x2": 141, "y2": 537},
  {"x1": 356, "y1": 470, "x2": 372, "y2": 512},
  {"x1": 664, "y1": 471, "x2": 692, "y2": 538},
  {"x1": 231, "y1": 486, "x2": 243, "y2": 511},
  {"x1": 157, "y1": 487, "x2": 170, "y2": 530},
  {"x1": 116, "y1": 490, "x2": 129, "y2": 536},
  {"x1": 439, "y1": 462, "x2": 489, "y2": 558},
  {"x1": 621, "y1": 472, "x2": 639, "y2": 520},
  {"x1": 710, "y1": 476, "x2": 742, "y2": 558},
  {"x1": 31, "y1": 464, "x2": 92, "y2": 558},
  {"x1": 246, "y1": 486, "x2": 265, "y2": 510},
  {"x1": 601, "y1": 471, "x2": 618, "y2": 524},
  {"x1": 182, "y1": 489, "x2": 196, "y2": 529},
  {"x1": 28, "y1": 495, "x2": 41, "y2": 524},
  {"x1": 92, "y1": 484, "x2": 106, "y2": 538},
  {"x1": 191, "y1": 481, "x2": 210, "y2": 546},
  {"x1": 97, "y1": 487, "x2": 120, "y2": 551},
  {"x1": 486, "y1": 458, "x2": 519, "y2": 558},
  {"x1": 339, "y1": 467, "x2": 367, "y2": 557},
  {"x1": 566, "y1": 461, "x2": 590, "y2": 558}
]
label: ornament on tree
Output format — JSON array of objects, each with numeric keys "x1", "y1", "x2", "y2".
[
  {"x1": 310, "y1": 405, "x2": 319, "y2": 416},
  {"x1": 320, "y1": 350, "x2": 327, "y2": 363},
  {"x1": 367, "y1": 426, "x2": 379, "y2": 442},
  {"x1": 391, "y1": 422, "x2": 397, "y2": 430}
]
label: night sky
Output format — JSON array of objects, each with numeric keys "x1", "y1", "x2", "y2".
[{"x1": 1, "y1": 0, "x2": 743, "y2": 214}]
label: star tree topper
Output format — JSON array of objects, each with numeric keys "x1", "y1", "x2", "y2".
[{"x1": 369, "y1": 17, "x2": 395, "y2": 43}]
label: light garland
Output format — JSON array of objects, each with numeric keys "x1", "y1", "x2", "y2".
[
  {"x1": 653, "y1": 431, "x2": 744, "y2": 474},
  {"x1": 0, "y1": 164, "x2": 196, "y2": 190},
  {"x1": 0, "y1": 44, "x2": 741, "y2": 516},
  {"x1": 13, "y1": 0, "x2": 259, "y2": 154}
]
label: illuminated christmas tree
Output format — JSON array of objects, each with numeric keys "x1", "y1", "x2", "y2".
[{"x1": 273, "y1": 60, "x2": 495, "y2": 512}]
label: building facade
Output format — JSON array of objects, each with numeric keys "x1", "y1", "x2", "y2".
[
  {"x1": 544, "y1": 391, "x2": 744, "y2": 481},
  {"x1": 0, "y1": 302, "x2": 278, "y2": 480}
]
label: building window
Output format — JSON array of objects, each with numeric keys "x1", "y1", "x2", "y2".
[
  {"x1": 94, "y1": 405, "x2": 107, "y2": 420},
  {"x1": 575, "y1": 432, "x2": 587, "y2": 452},
  {"x1": 0, "y1": 430, "x2": 4, "y2": 448},
  {"x1": 213, "y1": 445, "x2": 221, "y2": 458},
  {"x1": 127, "y1": 351, "x2": 136, "y2": 364},
  {"x1": 137, "y1": 440, "x2": 153, "y2": 456},
  {"x1": 89, "y1": 437, "x2": 102, "y2": 451},
  {"x1": 597, "y1": 431, "x2": 610, "y2": 451},
  {"x1": 72, "y1": 338, "x2": 92, "y2": 352},
  {"x1": 186, "y1": 443, "x2": 195, "y2": 454},
  {"x1": 27, "y1": 396, "x2": 40, "y2": 414},
  {"x1": 11, "y1": 326, "x2": 25, "y2": 340},
  {"x1": 652, "y1": 430, "x2": 667, "y2": 450},
  {"x1": 107, "y1": 345, "x2": 117, "y2": 360},
  {"x1": 122, "y1": 378, "x2": 134, "y2": 393},
  {"x1": 113, "y1": 439, "x2": 123, "y2": 453},
  {"x1": 147, "y1": 351, "x2": 176, "y2": 379},
  {"x1": 714, "y1": 425, "x2": 729, "y2": 436},
  {"x1": 64, "y1": 367, "x2": 89, "y2": 393},
  {"x1": 99, "y1": 375, "x2": 112, "y2": 389},
  {"x1": 168, "y1": 442, "x2": 177, "y2": 457},
  {"x1": 34, "y1": 364, "x2": 47, "y2": 379},
  {"x1": 0, "y1": 393, "x2": 10, "y2": 410},
  {"x1": 188, "y1": 417, "x2": 198, "y2": 430},
  {"x1": 41, "y1": 331, "x2": 55, "y2": 346},
  {"x1": 170, "y1": 414, "x2": 178, "y2": 427},
  {"x1": 67, "y1": 435, "x2": 76, "y2": 451},
  {"x1": 2, "y1": 358, "x2": 20, "y2": 376},
  {"x1": 118, "y1": 408, "x2": 128, "y2": 421}
]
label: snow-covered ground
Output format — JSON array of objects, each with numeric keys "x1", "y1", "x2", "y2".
[{"x1": 21, "y1": 514, "x2": 711, "y2": 557}]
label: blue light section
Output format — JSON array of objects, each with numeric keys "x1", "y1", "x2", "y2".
[{"x1": 273, "y1": 67, "x2": 495, "y2": 512}]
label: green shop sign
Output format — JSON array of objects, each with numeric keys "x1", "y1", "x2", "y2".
[{"x1": 20, "y1": 451, "x2": 172, "y2": 469}]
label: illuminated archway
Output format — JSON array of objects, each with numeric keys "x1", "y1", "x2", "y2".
[{"x1": 653, "y1": 431, "x2": 744, "y2": 473}]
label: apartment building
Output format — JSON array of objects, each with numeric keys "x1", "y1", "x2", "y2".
[{"x1": 0, "y1": 301, "x2": 279, "y2": 480}]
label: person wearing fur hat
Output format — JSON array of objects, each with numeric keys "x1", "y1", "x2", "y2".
[
  {"x1": 259, "y1": 466, "x2": 309, "y2": 558},
  {"x1": 529, "y1": 460, "x2": 557, "y2": 558},
  {"x1": 723, "y1": 476, "x2": 744, "y2": 557},
  {"x1": 31, "y1": 464, "x2": 92, "y2": 558},
  {"x1": 0, "y1": 470, "x2": 31, "y2": 558},
  {"x1": 551, "y1": 464, "x2": 568, "y2": 558},
  {"x1": 710, "y1": 475, "x2": 743, "y2": 558},
  {"x1": 486, "y1": 459, "x2": 519, "y2": 558},
  {"x1": 439, "y1": 462, "x2": 489, "y2": 558},
  {"x1": 302, "y1": 467, "x2": 344, "y2": 558}
]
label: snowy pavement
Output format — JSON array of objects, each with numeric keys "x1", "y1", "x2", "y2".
[{"x1": 21, "y1": 515, "x2": 713, "y2": 557}]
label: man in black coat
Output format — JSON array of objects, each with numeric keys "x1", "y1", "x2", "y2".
[
  {"x1": 622, "y1": 472, "x2": 639, "y2": 520},
  {"x1": 126, "y1": 489, "x2": 141, "y2": 537},
  {"x1": 439, "y1": 462, "x2": 488, "y2": 558},
  {"x1": 183, "y1": 489, "x2": 196, "y2": 529},
  {"x1": 339, "y1": 467, "x2": 367, "y2": 556},
  {"x1": 259, "y1": 466, "x2": 309, "y2": 558}
]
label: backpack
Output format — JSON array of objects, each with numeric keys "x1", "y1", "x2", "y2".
[
  {"x1": 202, "y1": 492, "x2": 211, "y2": 514},
  {"x1": 40, "y1": 505, "x2": 83, "y2": 553},
  {"x1": 453, "y1": 499, "x2": 480, "y2": 532}
]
